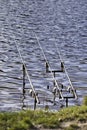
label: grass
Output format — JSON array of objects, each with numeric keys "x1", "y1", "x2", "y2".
[
  {"x1": 83, "y1": 96, "x2": 87, "y2": 106},
  {"x1": 0, "y1": 105, "x2": 87, "y2": 129}
]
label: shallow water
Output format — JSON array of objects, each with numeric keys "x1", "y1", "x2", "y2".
[{"x1": 0, "y1": 0, "x2": 87, "y2": 111}]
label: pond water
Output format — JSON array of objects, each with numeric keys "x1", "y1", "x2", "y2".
[{"x1": 0, "y1": 0, "x2": 87, "y2": 111}]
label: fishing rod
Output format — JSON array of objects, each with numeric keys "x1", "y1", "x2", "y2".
[
  {"x1": 15, "y1": 41, "x2": 40, "y2": 108},
  {"x1": 49, "y1": 0, "x2": 77, "y2": 99},
  {"x1": 54, "y1": 41, "x2": 77, "y2": 99},
  {"x1": 32, "y1": 31, "x2": 64, "y2": 99}
]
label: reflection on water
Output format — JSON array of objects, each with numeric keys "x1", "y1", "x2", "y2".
[{"x1": 0, "y1": 0, "x2": 87, "y2": 111}]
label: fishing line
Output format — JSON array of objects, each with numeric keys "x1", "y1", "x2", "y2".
[{"x1": 32, "y1": 31, "x2": 64, "y2": 99}]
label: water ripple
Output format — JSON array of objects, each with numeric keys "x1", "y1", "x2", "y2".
[{"x1": 0, "y1": 0, "x2": 87, "y2": 111}]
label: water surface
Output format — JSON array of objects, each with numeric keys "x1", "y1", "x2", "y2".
[{"x1": 0, "y1": 0, "x2": 87, "y2": 111}]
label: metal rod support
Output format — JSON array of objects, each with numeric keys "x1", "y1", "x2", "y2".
[
  {"x1": 61, "y1": 62, "x2": 64, "y2": 72},
  {"x1": 46, "y1": 62, "x2": 49, "y2": 72},
  {"x1": 34, "y1": 96, "x2": 37, "y2": 110},
  {"x1": 23, "y1": 64, "x2": 26, "y2": 94},
  {"x1": 47, "y1": 85, "x2": 49, "y2": 89},
  {"x1": 53, "y1": 92, "x2": 56, "y2": 105},
  {"x1": 66, "y1": 98, "x2": 68, "y2": 107}
]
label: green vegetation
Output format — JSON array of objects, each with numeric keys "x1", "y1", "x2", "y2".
[
  {"x1": 1, "y1": 96, "x2": 87, "y2": 130},
  {"x1": 83, "y1": 96, "x2": 87, "y2": 106},
  {"x1": 0, "y1": 105, "x2": 87, "y2": 130}
]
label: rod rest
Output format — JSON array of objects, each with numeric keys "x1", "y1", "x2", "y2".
[
  {"x1": 46, "y1": 62, "x2": 64, "y2": 73},
  {"x1": 61, "y1": 62, "x2": 64, "y2": 72}
]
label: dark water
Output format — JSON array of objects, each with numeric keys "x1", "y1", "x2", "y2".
[{"x1": 0, "y1": 0, "x2": 87, "y2": 111}]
